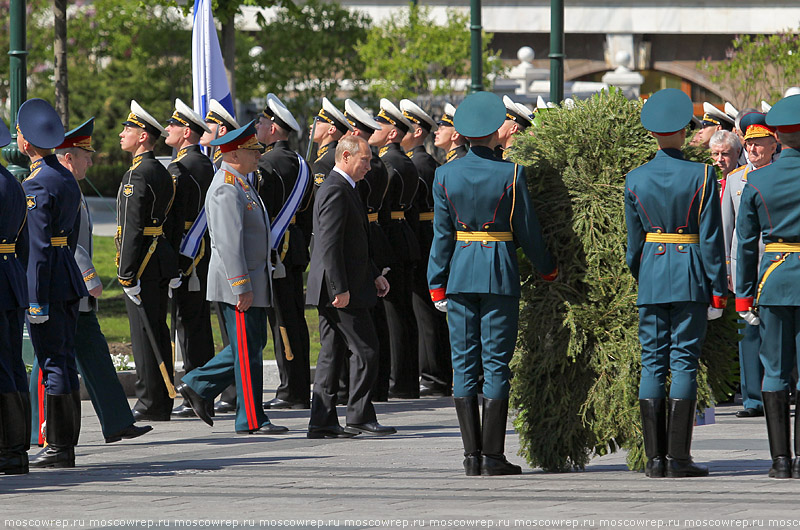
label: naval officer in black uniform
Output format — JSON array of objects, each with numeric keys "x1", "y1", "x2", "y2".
[
  {"x1": 164, "y1": 98, "x2": 217, "y2": 418},
  {"x1": 400, "y1": 99, "x2": 452, "y2": 397},
  {"x1": 18, "y1": 99, "x2": 87, "y2": 468},
  {"x1": 256, "y1": 94, "x2": 311, "y2": 410},
  {"x1": 369, "y1": 99, "x2": 421, "y2": 399},
  {"x1": 0, "y1": 117, "x2": 30, "y2": 474},
  {"x1": 344, "y1": 99, "x2": 393, "y2": 401},
  {"x1": 117, "y1": 100, "x2": 179, "y2": 422}
]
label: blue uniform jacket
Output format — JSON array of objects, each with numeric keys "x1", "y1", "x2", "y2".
[
  {"x1": 0, "y1": 165, "x2": 28, "y2": 311},
  {"x1": 427, "y1": 146, "x2": 556, "y2": 300},
  {"x1": 736, "y1": 148, "x2": 800, "y2": 309},
  {"x1": 624, "y1": 148, "x2": 727, "y2": 307},
  {"x1": 21, "y1": 155, "x2": 87, "y2": 315}
]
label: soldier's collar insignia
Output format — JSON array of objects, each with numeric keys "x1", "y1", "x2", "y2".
[
  {"x1": 316, "y1": 144, "x2": 329, "y2": 158},
  {"x1": 130, "y1": 153, "x2": 144, "y2": 171},
  {"x1": 406, "y1": 150, "x2": 414, "y2": 158},
  {"x1": 123, "y1": 184, "x2": 134, "y2": 197},
  {"x1": 30, "y1": 159, "x2": 44, "y2": 171},
  {"x1": 446, "y1": 149, "x2": 458, "y2": 163},
  {"x1": 224, "y1": 171, "x2": 236, "y2": 185},
  {"x1": 314, "y1": 173, "x2": 325, "y2": 186},
  {"x1": 213, "y1": 149, "x2": 222, "y2": 163},
  {"x1": 176, "y1": 147, "x2": 189, "y2": 160},
  {"x1": 26, "y1": 195, "x2": 36, "y2": 210},
  {"x1": 379, "y1": 146, "x2": 389, "y2": 158},
  {"x1": 264, "y1": 144, "x2": 274, "y2": 153}
]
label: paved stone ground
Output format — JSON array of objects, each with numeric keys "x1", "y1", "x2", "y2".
[{"x1": 2, "y1": 395, "x2": 799, "y2": 529}]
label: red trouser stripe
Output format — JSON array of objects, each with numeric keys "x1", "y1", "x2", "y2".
[
  {"x1": 37, "y1": 370, "x2": 45, "y2": 445},
  {"x1": 236, "y1": 310, "x2": 257, "y2": 430}
]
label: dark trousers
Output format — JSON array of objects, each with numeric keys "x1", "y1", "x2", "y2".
[
  {"x1": 411, "y1": 262, "x2": 451, "y2": 391},
  {"x1": 759, "y1": 306, "x2": 800, "y2": 392},
  {"x1": 383, "y1": 261, "x2": 419, "y2": 396},
  {"x1": 30, "y1": 310, "x2": 135, "y2": 442},
  {"x1": 183, "y1": 304, "x2": 271, "y2": 432},
  {"x1": 310, "y1": 305, "x2": 378, "y2": 427},
  {"x1": 448, "y1": 293, "x2": 518, "y2": 400},
  {"x1": 126, "y1": 278, "x2": 173, "y2": 417},
  {"x1": 638, "y1": 302, "x2": 707, "y2": 400},
  {"x1": 0, "y1": 307, "x2": 26, "y2": 393},
  {"x1": 28, "y1": 300, "x2": 80, "y2": 395},
  {"x1": 269, "y1": 266, "x2": 310, "y2": 403},
  {"x1": 371, "y1": 300, "x2": 391, "y2": 401},
  {"x1": 173, "y1": 255, "x2": 214, "y2": 374},
  {"x1": 738, "y1": 318, "x2": 764, "y2": 410}
]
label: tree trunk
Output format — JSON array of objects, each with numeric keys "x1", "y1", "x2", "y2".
[
  {"x1": 54, "y1": 0, "x2": 69, "y2": 126},
  {"x1": 221, "y1": 15, "x2": 236, "y2": 115}
]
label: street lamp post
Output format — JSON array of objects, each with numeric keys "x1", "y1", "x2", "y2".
[
  {"x1": 470, "y1": 0, "x2": 483, "y2": 93},
  {"x1": 3, "y1": 0, "x2": 29, "y2": 180},
  {"x1": 549, "y1": 0, "x2": 565, "y2": 104}
]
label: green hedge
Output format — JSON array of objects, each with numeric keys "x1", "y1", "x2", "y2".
[{"x1": 508, "y1": 88, "x2": 739, "y2": 472}]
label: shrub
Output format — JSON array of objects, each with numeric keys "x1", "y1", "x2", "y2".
[{"x1": 508, "y1": 88, "x2": 739, "y2": 472}]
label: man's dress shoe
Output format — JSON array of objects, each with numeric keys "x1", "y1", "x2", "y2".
[
  {"x1": 307, "y1": 425, "x2": 359, "y2": 439},
  {"x1": 105, "y1": 424, "x2": 153, "y2": 444},
  {"x1": 344, "y1": 422, "x2": 397, "y2": 436},
  {"x1": 177, "y1": 384, "x2": 213, "y2": 426}
]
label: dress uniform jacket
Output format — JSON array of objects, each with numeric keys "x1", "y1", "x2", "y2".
[
  {"x1": 116, "y1": 150, "x2": 177, "y2": 417},
  {"x1": 165, "y1": 144, "x2": 215, "y2": 376},
  {"x1": 722, "y1": 164, "x2": 765, "y2": 284},
  {"x1": 23, "y1": 155, "x2": 87, "y2": 396},
  {"x1": 736, "y1": 147, "x2": 800, "y2": 392},
  {"x1": 378, "y1": 142, "x2": 420, "y2": 261},
  {"x1": 257, "y1": 140, "x2": 311, "y2": 405},
  {"x1": 625, "y1": 149, "x2": 727, "y2": 307},
  {"x1": 0, "y1": 164, "x2": 28, "y2": 394},
  {"x1": 736, "y1": 148, "x2": 800, "y2": 309},
  {"x1": 427, "y1": 145, "x2": 555, "y2": 399}
]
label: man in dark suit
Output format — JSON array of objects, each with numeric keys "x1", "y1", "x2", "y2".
[{"x1": 306, "y1": 135, "x2": 395, "y2": 439}]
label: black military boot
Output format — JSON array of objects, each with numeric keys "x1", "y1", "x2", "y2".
[
  {"x1": 639, "y1": 398, "x2": 667, "y2": 478},
  {"x1": 666, "y1": 399, "x2": 709, "y2": 477},
  {"x1": 763, "y1": 390, "x2": 792, "y2": 478},
  {"x1": 480, "y1": 398, "x2": 522, "y2": 476},
  {"x1": 21, "y1": 392, "x2": 32, "y2": 453},
  {"x1": 0, "y1": 392, "x2": 29, "y2": 474},
  {"x1": 71, "y1": 389, "x2": 81, "y2": 446},
  {"x1": 453, "y1": 396, "x2": 481, "y2": 476},
  {"x1": 793, "y1": 392, "x2": 800, "y2": 479},
  {"x1": 30, "y1": 393, "x2": 75, "y2": 469}
]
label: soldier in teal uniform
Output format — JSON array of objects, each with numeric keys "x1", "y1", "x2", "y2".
[
  {"x1": 625, "y1": 88, "x2": 728, "y2": 478},
  {"x1": 736, "y1": 94, "x2": 800, "y2": 479},
  {"x1": 428, "y1": 92, "x2": 557, "y2": 476},
  {"x1": 0, "y1": 117, "x2": 30, "y2": 474}
]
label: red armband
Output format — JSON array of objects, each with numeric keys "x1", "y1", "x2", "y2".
[
  {"x1": 429, "y1": 287, "x2": 446, "y2": 302},
  {"x1": 735, "y1": 297, "x2": 755, "y2": 312},
  {"x1": 711, "y1": 295, "x2": 727, "y2": 309}
]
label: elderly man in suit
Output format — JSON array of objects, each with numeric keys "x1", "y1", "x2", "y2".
[
  {"x1": 306, "y1": 135, "x2": 394, "y2": 439},
  {"x1": 177, "y1": 121, "x2": 287, "y2": 435}
]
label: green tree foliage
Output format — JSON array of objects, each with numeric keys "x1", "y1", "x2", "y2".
[
  {"x1": 508, "y1": 89, "x2": 739, "y2": 472},
  {"x1": 355, "y1": 3, "x2": 504, "y2": 101},
  {"x1": 245, "y1": 0, "x2": 371, "y2": 121},
  {"x1": 699, "y1": 31, "x2": 800, "y2": 108},
  {"x1": 4, "y1": 0, "x2": 191, "y2": 166}
]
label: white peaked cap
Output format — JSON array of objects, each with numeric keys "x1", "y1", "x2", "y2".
[{"x1": 266, "y1": 93, "x2": 301, "y2": 132}]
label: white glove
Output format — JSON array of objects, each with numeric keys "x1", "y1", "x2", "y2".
[
  {"x1": 434, "y1": 300, "x2": 447, "y2": 313},
  {"x1": 28, "y1": 314, "x2": 49, "y2": 324},
  {"x1": 739, "y1": 310, "x2": 760, "y2": 326},
  {"x1": 707, "y1": 307, "x2": 724, "y2": 321},
  {"x1": 123, "y1": 281, "x2": 142, "y2": 305},
  {"x1": 168, "y1": 276, "x2": 182, "y2": 298}
]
